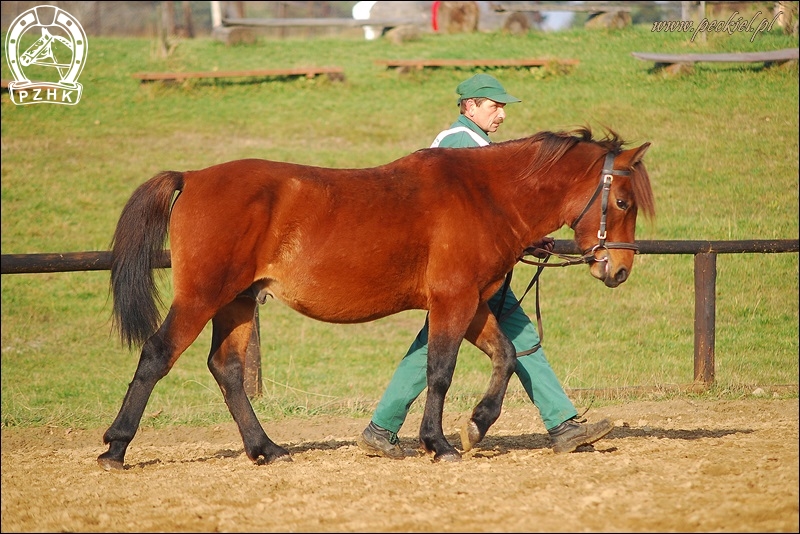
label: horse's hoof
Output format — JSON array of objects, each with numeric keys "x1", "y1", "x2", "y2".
[
  {"x1": 434, "y1": 449, "x2": 462, "y2": 463},
  {"x1": 253, "y1": 446, "x2": 293, "y2": 465},
  {"x1": 97, "y1": 456, "x2": 124, "y2": 471},
  {"x1": 255, "y1": 453, "x2": 292, "y2": 465},
  {"x1": 270, "y1": 453, "x2": 293, "y2": 464},
  {"x1": 460, "y1": 419, "x2": 482, "y2": 452}
]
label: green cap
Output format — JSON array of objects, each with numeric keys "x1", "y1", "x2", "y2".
[{"x1": 456, "y1": 74, "x2": 521, "y2": 105}]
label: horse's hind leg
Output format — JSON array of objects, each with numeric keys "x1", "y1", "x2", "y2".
[
  {"x1": 460, "y1": 303, "x2": 517, "y2": 452},
  {"x1": 97, "y1": 309, "x2": 205, "y2": 471},
  {"x1": 208, "y1": 297, "x2": 291, "y2": 465}
]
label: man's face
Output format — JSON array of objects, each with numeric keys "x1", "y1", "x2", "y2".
[{"x1": 466, "y1": 98, "x2": 507, "y2": 134}]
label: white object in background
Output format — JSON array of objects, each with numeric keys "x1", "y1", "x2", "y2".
[{"x1": 352, "y1": 1, "x2": 379, "y2": 40}]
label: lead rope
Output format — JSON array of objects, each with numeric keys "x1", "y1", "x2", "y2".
[
  {"x1": 494, "y1": 258, "x2": 596, "y2": 420},
  {"x1": 492, "y1": 255, "x2": 549, "y2": 357}
]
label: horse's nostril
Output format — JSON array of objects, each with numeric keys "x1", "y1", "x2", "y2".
[{"x1": 615, "y1": 268, "x2": 629, "y2": 284}]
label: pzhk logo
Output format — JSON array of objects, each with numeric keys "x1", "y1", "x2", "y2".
[{"x1": 5, "y1": 5, "x2": 88, "y2": 106}]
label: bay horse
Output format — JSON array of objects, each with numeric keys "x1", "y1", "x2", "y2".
[{"x1": 98, "y1": 127, "x2": 654, "y2": 469}]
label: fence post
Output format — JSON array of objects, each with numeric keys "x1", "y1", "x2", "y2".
[
  {"x1": 244, "y1": 308, "x2": 263, "y2": 398},
  {"x1": 693, "y1": 252, "x2": 716, "y2": 388}
]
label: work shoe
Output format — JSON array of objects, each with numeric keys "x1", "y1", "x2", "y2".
[
  {"x1": 548, "y1": 417, "x2": 614, "y2": 454},
  {"x1": 357, "y1": 422, "x2": 405, "y2": 459}
]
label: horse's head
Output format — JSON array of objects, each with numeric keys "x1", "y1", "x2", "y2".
[{"x1": 570, "y1": 142, "x2": 654, "y2": 288}]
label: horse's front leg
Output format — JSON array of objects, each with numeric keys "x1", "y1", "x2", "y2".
[
  {"x1": 418, "y1": 303, "x2": 475, "y2": 462},
  {"x1": 208, "y1": 298, "x2": 291, "y2": 465},
  {"x1": 460, "y1": 302, "x2": 517, "y2": 452}
]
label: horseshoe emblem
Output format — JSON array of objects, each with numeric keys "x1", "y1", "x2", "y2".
[{"x1": 5, "y1": 5, "x2": 88, "y2": 105}]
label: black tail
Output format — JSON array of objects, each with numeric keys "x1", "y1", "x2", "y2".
[{"x1": 110, "y1": 171, "x2": 184, "y2": 348}]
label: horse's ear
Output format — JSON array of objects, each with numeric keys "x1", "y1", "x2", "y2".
[
  {"x1": 631, "y1": 142, "x2": 651, "y2": 164},
  {"x1": 619, "y1": 142, "x2": 651, "y2": 168}
]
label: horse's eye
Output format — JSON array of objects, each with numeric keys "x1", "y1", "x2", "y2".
[{"x1": 616, "y1": 198, "x2": 629, "y2": 210}]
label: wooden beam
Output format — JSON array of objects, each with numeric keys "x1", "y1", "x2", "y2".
[
  {"x1": 4, "y1": 240, "x2": 797, "y2": 275},
  {"x1": 375, "y1": 58, "x2": 579, "y2": 70},
  {"x1": 491, "y1": 3, "x2": 631, "y2": 13},
  {"x1": 222, "y1": 17, "x2": 423, "y2": 28},
  {"x1": 632, "y1": 48, "x2": 799, "y2": 65},
  {"x1": 132, "y1": 67, "x2": 345, "y2": 83}
]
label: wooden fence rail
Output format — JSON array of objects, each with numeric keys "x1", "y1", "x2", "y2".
[
  {"x1": 2, "y1": 239, "x2": 798, "y2": 396},
  {"x1": 221, "y1": 17, "x2": 424, "y2": 28}
]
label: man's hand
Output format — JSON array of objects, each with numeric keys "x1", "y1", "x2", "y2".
[{"x1": 526, "y1": 236, "x2": 554, "y2": 259}]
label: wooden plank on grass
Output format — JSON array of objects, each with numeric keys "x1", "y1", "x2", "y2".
[
  {"x1": 132, "y1": 67, "x2": 345, "y2": 83},
  {"x1": 375, "y1": 58, "x2": 579, "y2": 70},
  {"x1": 631, "y1": 48, "x2": 799, "y2": 65}
]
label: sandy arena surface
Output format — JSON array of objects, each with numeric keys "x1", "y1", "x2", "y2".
[{"x1": 1, "y1": 398, "x2": 798, "y2": 532}]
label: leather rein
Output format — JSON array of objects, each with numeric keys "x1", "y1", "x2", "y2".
[{"x1": 493, "y1": 151, "x2": 638, "y2": 356}]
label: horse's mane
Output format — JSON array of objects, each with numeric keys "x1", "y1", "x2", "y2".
[{"x1": 521, "y1": 126, "x2": 625, "y2": 174}]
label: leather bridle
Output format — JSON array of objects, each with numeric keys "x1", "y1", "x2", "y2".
[
  {"x1": 519, "y1": 151, "x2": 639, "y2": 269},
  {"x1": 570, "y1": 151, "x2": 639, "y2": 258}
]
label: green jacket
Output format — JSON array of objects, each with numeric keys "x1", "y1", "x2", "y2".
[{"x1": 429, "y1": 115, "x2": 491, "y2": 148}]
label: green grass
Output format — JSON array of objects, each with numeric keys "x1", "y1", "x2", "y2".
[{"x1": 2, "y1": 23, "x2": 798, "y2": 430}]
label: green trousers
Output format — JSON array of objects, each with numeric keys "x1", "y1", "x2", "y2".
[{"x1": 371, "y1": 287, "x2": 578, "y2": 434}]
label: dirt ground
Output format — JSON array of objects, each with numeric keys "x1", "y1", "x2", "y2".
[{"x1": 1, "y1": 398, "x2": 798, "y2": 533}]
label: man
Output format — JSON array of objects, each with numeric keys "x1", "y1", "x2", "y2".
[{"x1": 357, "y1": 74, "x2": 614, "y2": 459}]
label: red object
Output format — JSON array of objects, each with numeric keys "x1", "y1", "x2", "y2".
[{"x1": 432, "y1": 1, "x2": 441, "y2": 31}]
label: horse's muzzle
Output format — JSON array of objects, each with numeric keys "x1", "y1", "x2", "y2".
[{"x1": 589, "y1": 255, "x2": 629, "y2": 288}]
